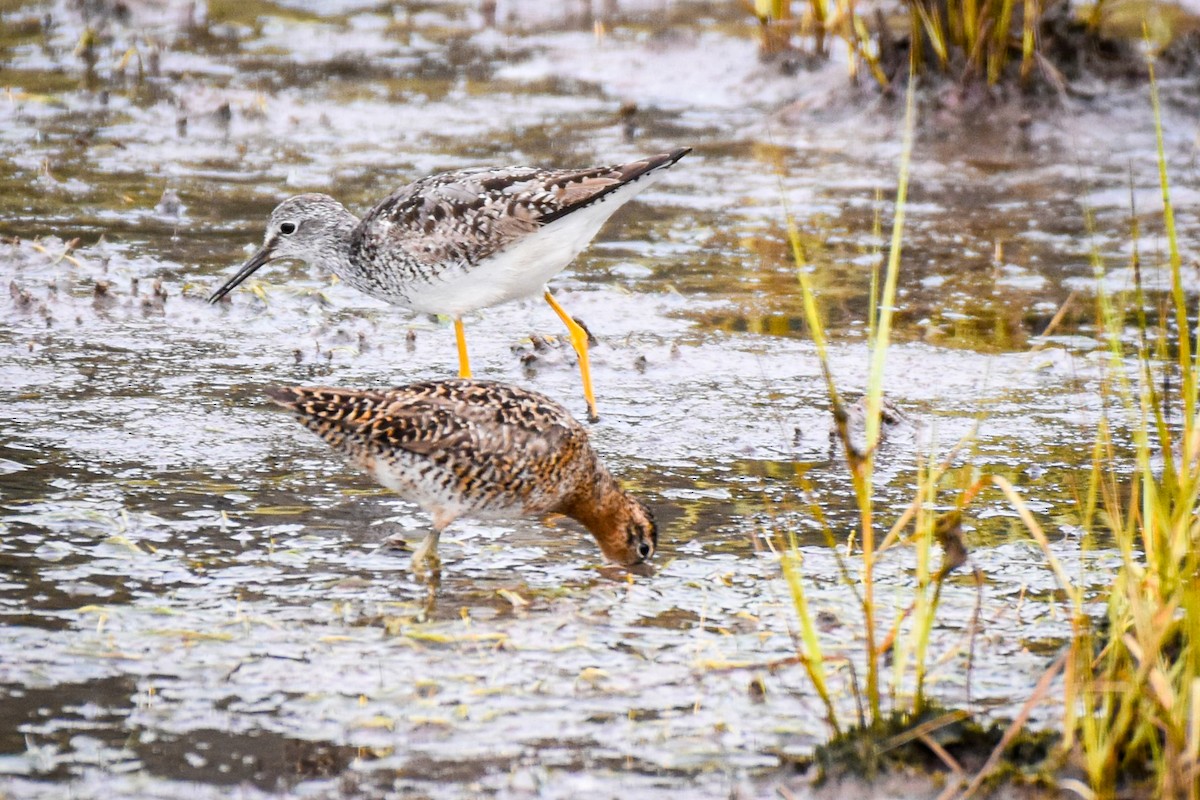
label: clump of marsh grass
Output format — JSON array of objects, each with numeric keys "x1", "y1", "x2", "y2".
[
  {"x1": 745, "y1": 0, "x2": 1200, "y2": 93},
  {"x1": 749, "y1": 0, "x2": 1048, "y2": 85},
  {"x1": 776, "y1": 70, "x2": 1008, "y2": 782},
  {"x1": 1012, "y1": 58, "x2": 1200, "y2": 799},
  {"x1": 776, "y1": 41, "x2": 1197, "y2": 800}
]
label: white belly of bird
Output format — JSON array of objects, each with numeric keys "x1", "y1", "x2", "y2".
[
  {"x1": 405, "y1": 174, "x2": 662, "y2": 317},
  {"x1": 370, "y1": 458, "x2": 531, "y2": 522},
  {"x1": 371, "y1": 460, "x2": 474, "y2": 519}
]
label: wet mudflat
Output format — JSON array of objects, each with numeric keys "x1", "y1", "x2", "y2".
[{"x1": 1, "y1": 1, "x2": 1196, "y2": 797}]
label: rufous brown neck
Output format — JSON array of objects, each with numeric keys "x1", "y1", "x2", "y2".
[{"x1": 558, "y1": 466, "x2": 635, "y2": 563}]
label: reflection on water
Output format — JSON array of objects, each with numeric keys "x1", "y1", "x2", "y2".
[{"x1": 0, "y1": 0, "x2": 1188, "y2": 796}]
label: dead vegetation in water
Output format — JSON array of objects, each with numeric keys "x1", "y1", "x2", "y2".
[
  {"x1": 802, "y1": 706, "x2": 1060, "y2": 789},
  {"x1": 747, "y1": 0, "x2": 1200, "y2": 104}
]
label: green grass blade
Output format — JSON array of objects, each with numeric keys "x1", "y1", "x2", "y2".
[
  {"x1": 781, "y1": 550, "x2": 842, "y2": 733},
  {"x1": 1148, "y1": 56, "x2": 1195, "y2": 430}
]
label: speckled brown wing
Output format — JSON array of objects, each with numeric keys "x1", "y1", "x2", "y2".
[
  {"x1": 350, "y1": 149, "x2": 690, "y2": 276},
  {"x1": 266, "y1": 380, "x2": 593, "y2": 512},
  {"x1": 265, "y1": 386, "x2": 466, "y2": 456}
]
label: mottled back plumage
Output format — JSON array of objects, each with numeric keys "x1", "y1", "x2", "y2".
[{"x1": 352, "y1": 152, "x2": 683, "y2": 283}]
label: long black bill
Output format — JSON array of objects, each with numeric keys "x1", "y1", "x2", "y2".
[{"x1": 207, "y1": 244, "x2": 275, "y2": 303}]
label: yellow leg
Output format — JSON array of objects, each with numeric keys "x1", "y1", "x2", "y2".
[
  {"x1": 544, "y1": 290, "x2": 598, "y2": 422},
  {"x1": 453, "y1": 317, "x2": 471, "y2": 378}
]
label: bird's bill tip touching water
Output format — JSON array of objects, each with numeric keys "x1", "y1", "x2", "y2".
[{"x1": 207, "y1": 243, "x2": 276, "y2": 303}]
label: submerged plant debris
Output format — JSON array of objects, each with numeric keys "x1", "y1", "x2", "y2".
[{"x1": 0, "y1": 1, "x2": 1196, "y2": 798}]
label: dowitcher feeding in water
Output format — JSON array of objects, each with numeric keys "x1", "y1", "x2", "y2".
[
  {"x1": 266, "y1": 380, "x2": 657, "y2": 575},
  {"x1": 211, "y1": 148, "x2": 691, "y2": 422}
]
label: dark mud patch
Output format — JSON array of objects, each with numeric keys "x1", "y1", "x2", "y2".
[{"x1": 807, "y1": 710, "x2": 1058, "y2": 784}]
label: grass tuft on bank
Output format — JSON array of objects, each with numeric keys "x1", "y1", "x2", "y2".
[{"x1": 779, "y1": 51, "x2": 1198, "y2": 799}]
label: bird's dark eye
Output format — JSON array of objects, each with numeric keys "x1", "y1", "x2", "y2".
[{"x1": 279, "y1": 222, "x2": 297, "y2": 235}]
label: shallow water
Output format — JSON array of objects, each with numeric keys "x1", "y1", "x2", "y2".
[{"x1": 1, "y1": 1, "x2": 1197, "y2": 797}]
